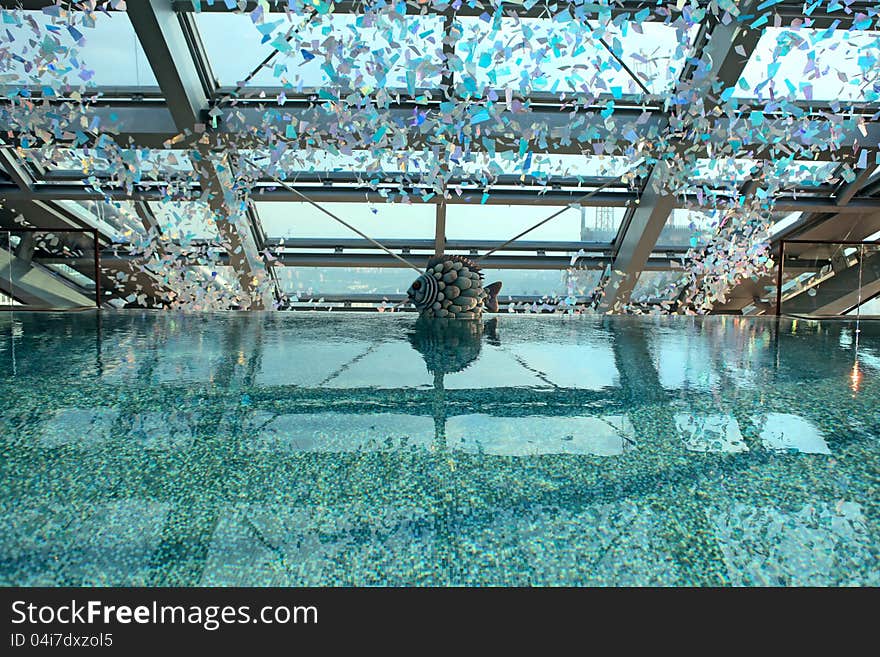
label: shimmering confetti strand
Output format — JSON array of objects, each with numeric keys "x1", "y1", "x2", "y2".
[
  {"x1": 4, "y1": 228, "x2": 16, "y2": 376},
  {"x1": 3, "y1": 2, "x2": 879, "y2": 312},
  {"x1": 204, "y1": 9, "x2": 321, "y2": 127},
  {"x1": 677, "y1": 194, "x2": 779, "y2": 314}
]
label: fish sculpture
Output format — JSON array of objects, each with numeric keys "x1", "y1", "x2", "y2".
[{"x1": 406, "y1": 255, "x2": 502, "y2": 319}]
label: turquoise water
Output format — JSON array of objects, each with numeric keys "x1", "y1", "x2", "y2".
[{"x1": 0, "y1": 311, "x2": 877, "y2": 586}]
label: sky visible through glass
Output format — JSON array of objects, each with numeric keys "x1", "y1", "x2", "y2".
[{"x1": 1, "y1": 3, "x2": 877, "y2": 309}]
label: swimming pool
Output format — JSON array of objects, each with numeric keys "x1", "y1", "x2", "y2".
[{"x1": 0, "y1": 311, "x2": 877, "y2": 586}]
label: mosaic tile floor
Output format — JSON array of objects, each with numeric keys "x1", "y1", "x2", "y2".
[{"x1": 0, "y1": 312, "x2": 877, "y2": 586}]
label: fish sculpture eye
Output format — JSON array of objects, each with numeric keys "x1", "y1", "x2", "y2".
[{"x1": 412, "y1": 280, "x2": 421, "y2": 290}]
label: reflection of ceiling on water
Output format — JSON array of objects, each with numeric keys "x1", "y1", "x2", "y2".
[
  {"x1": 21, "y1": 408, "x2": 835, "y2": 458},
  {"x1": 0, "y1": 313, "x2": 877, "y2": 585}
]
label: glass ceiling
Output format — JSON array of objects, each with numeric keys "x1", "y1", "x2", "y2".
[
  {"x1": 258, "y1": 201, "x2": 434, "y2": 240},
  {"x1": 195, "y1": 11, "x2": 445, "y2": 91},
  {"x1": 0, "y1": 10, "x2": 157, "y2": 91},
  {"x1": 32, "y1": 148, "x2": 194, "y2": 180},
  {"x1": 445, "y1": 204, "x2": 624, "y2": 243},
  {"x1": 56, "y1": 200, "x2": 144, "y2": 243},
  {"x1": 690, "y1": 159, "x2": 840, "y2": 188},
  {"x1": 195, "y1": 11, "x2": 698, "y2": 99},
  {"x1": 735, "y1": 28, "x2": 880, "y2": 102},
  {"x1": 631, "y1": 270, "x2": 686, "y2": 303},
  {"x1": 454, "y1": 18, "x2": 698, "y2": 97},
  {"x1": 148, "y1": 201, "x2": 219, "y2": 242},
  {"x1": 277, "y1": 266, "x2": 416, "y2": 297},
  {"x1": 244, "y1": 150, "x2": 637, "y2": 182},
  {"x1": 481, "y1": 268, "x2": 603, "y2": 299},
  {"x1": 0, "y1": 2, "x2": 877, "y2": 313}
]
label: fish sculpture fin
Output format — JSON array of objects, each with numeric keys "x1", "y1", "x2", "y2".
[
  {"x1": 484, "y1": 281, "x2": 502, "y2": 313},
  {"x1": 425, "y1": 254, "x2": 482, "y2": 273}
]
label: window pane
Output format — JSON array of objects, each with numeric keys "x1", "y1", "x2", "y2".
[
  {"x1": 847, "y1": 295, "x2": 880, "y2": 315},
  {"x1": 148, "y1": 201, "x2": 220, "y2": 242},
  {"x1": 0, "y1": 9, "x2": 157, "y2": 90},
  {"x1": 631, "y1": 271, "x2": 686, "y2": 302},
  {"x1": 656, "y1": 209, "x2": 717, "y2": 248},
  {"x1": 734, "y1": 28, "x2": 880, "y2": 102},
  {"x1": 689, "y1": 159, "x2": 840, "y2": 188},
  {"x1": 768, "y1": 212, "x2": 802, "y2": 238},
  {"x1": 244, "y1": 149, "x2": 634, "y2": 185},
  {"x1": 454, "y1": 17, "x2": 696, "y2": 97},
  {"x1": 31, "y1": 148, "x2": 193, "y2": 179},
  {"x1": 257, "y1": 201, "x2": 434, "y2": 240},
  {"x1": 481, "y1": 268, "x2": 602, "y2": 298},
  {"x1": 46, "y1": 263, "x2": 95, "y2": 290},
  {"x1": 445, "y1": 205, "x2": 623, "y2": 243},
  {"x1": 56, "y1": 200, "x2": 145, "y2": 243},
  {"x1": 457, "y1": 154, "x2": 637, "y2": 181},
  {"x1": 277, "y1": 266, "x2": 415, "y2": 296},
  {"x1": 195, "y1": 12, "x2": 444, "y2": 91}
]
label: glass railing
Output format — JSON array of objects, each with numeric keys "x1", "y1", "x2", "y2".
[
  {"x1": 776, "y1": 240, "x2": 880, "y2": 317},
  {"x1": 0, "y1": 229, "x2": 100, "y2": 310}
]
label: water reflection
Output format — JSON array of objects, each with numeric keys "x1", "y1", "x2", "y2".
[
  {"x1": 0, "y1": 312, "x2": 877, "y2": 586},
  {"x1": 408, "y1": 317, "x2": 494, "y2": 447}
]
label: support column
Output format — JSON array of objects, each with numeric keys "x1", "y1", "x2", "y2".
[{"x1": 435, "y1": 199, "x2": 447, "y2": 257}]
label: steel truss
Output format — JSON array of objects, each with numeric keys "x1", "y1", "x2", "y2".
[{"x1": 0, "y1": 0, "x2": 878, "y2": 310}]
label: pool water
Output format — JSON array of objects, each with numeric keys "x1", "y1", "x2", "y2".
[{"x1": 0, "y1": 311, "x2": 877, "y2": 586}]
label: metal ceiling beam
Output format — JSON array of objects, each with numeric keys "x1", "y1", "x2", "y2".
[
  {"x1": 128, "y1": 1, "x2": 277, "y2": 309},
  {"x1": 16, "y1": 0, "x2": 867, "y2": 25},
  {"x1": 599, "y1": 2, "x2": 764, "y2": 313},
  {"x1": 0, "y1": 147, "x2": 34, "y2": 193},
  {"x1": 158, "y1": 0, "x2": 879, "y2": 27},
  {"x1": 0, "y1": 183, "x2": 637, "y2": 206},
  {"x1": 782, "y1": 248, "x2": 880, "y2": 316},
  {"x1": 95, "y1": 251, "x2": 677, "y2": 271},
  {"x1": 196, "y1": 149, "x2": 273, "y2": 309},
  {"x1": 795, "y1": 211, "x2": 880, "y2": 243},
  {"x1": 0, "y1": 199, "x2": 99, "y2": 235},
  {"x1": 132, "y1": 200, "x2": 162, "y2": 235},
  {"x1": 0, "y1": 244, "x2": 96, "y2": 307},
  {"x1": 246, "y1": 200, "x2": 282, "y2": 303},
  {"x1": 261, "y1": 238, "x2": 671, "y2": 253},
  {"x1": 127, "y1": 1, "x2": 209, "y2": 133},
  {"x1": 836, "y1": 164, "x2": 879, "y2": 207},
  {"x1": 6, "y1": 183, "x2": 880, "y2": 213},
  {"x1": 597, "y1": 167, "x2": 678, "y2": 312}
]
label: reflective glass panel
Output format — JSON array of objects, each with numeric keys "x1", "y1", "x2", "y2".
[
  {"x1": 481, "y1": 268, "x2": 602, "y2": 298},
  {"x1": 148, "y1": 201, "x2": 220, "y2": 242},
  {"x1": 56, "y1": 200, "x2": 145, "y2": 244},
  {"x1": 734, "y1": 28, "x2": 880, "y2": 102},
  {"x1": 277, "y1": 266, "x2": 416, "y2": 296},
  {"x1": 257, "y1": 201, "x2": 434, "y2": 240},
  {"x1": 0, "y1": 9, "x2": 157, "y2": 90},
  {"x1": 445, "y1": 205, "x2": 624, "y2": 243},
  {"x1": 454, "y1": 17, "x2": 696, "y2": 97},
  {"x1": 631, "y1": 270, "x2": 687, "y2": 302},
  {"x1": 195, "y1": 12, "x2": 444, "y2": 91},
  {"x1": 36, "y1": 149, "x2": 194, "y2": 177},
  {"x1": 655, "y1": 209, "x2": 717, "y2": 248}
]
